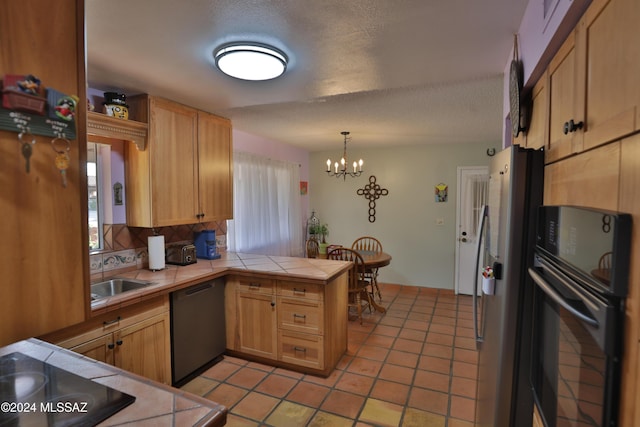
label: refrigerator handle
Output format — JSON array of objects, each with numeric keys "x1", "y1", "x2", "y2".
[{"x1": 473, "y1": 204, "x2": 488, "y2": 343}]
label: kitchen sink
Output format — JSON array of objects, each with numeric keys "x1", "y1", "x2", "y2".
[{"x1": 91, "y1": 278, "x2": 155, "y2": 300}]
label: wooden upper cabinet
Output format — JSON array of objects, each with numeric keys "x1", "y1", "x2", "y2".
[
  {"x1": 126, "y1": 95, "x2": 233, "y2": 227},
  {"x1": 577, "y1": 0, "x2": 640, "y2": 150},
  {"x1": 197, "y1": 111, "x2": 233, "y2": 221},
  {"x1": 546, "y1": 32, "x2": 581, "y2": 164}
]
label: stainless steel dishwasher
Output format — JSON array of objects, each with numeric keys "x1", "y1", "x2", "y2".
[{"x1": 170, "y1": 278, "x2": 226, "y2": 386}]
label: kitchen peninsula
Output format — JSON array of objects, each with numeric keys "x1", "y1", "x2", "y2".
[{"x1": 43, "y1": 253, "x2": 352, "y2": 383}]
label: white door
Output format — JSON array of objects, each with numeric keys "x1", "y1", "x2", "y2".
[{"x1": 455, "y1": 166, "x2": 489, "y2": 295}]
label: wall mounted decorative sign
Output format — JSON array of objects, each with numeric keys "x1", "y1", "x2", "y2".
[
  {"x1": 357, "y1": 175, "x2": 389, "y2": 223},
  {"x1": 435, "y1": 183, "x2": 448, "y2": 202}
]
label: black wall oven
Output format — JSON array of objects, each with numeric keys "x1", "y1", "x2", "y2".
[{"x1": 528, "y1": 206, "x2": 631, "y2": 427}]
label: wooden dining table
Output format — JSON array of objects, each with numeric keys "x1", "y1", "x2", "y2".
[{"x1": 354, "y1": 250, "x2": 392, "y2": 314}]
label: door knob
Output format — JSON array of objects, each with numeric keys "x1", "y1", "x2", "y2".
[{"x1": 459, "y1": 237, "x2": 468, "y2": 242}]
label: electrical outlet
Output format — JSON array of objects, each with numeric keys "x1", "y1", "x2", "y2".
[{"x1": 436, "y1": 218, "x2": 444, "y2": 225}]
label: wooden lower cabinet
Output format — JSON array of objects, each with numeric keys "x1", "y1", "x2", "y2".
[
  {"x1": 43, "y1": 296, "x2": 171, "y2": 385},
  {"x1": 225, "y1": 272, "x2": 348, "y2": 376}
]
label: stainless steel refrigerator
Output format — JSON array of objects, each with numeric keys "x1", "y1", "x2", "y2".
[{"x1": 473, "y1": 145, "x2": 544, "y2": 427}]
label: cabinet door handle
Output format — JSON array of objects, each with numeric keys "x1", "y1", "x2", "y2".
[
  {"x1": 293, "y1": 313, "x2": 306, "y2": 319},
  {"x1": 293, "y1": 288, "x2": 306, "y2": 295},
  {"x1": 107, "y1": 343, "x2": 115, "y2": 350},
  {"x1": 270, "y1": 301, "x2": 276, "y2": 307},
  {"x1": 563, "y1": 119, "x2": 584, "y2": 134},
  {"x1": 249, "y1": 282, "x2": 261, "y2": 289},
  {"x1": 116, "y1": 340, "x2": 123, "y2": 346},
  {"x1": 103, "y1": 316, "x2": 121, "y2": 326}
]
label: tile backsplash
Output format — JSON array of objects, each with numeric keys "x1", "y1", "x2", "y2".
[{"x1": 90, "y1": 221, "x2": 227, "y2": 281}]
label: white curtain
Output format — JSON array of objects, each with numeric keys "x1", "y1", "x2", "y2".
[
  {"x1": 227, "y1": 151, "x2": 303, "y2": 256},
  {"x1": 464, "y1": 174, "x2": 489, "y2": 241}
]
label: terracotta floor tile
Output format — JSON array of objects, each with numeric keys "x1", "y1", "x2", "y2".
[
  {"x1": 335, "y1": 372, "x2": 375, "y2": 395},
  {"x1": 265, "y1": 400, "x2": 315, "y2": 426},
  {"x1": 273, "y1": 366, "x2": 306, "y2": 379},
  {"x1": 359, "y1": 398, "x2": 403, "y2": 427},
  {"x1": 201, "y1": 360, "x2": 241, "y2": 381},
  {"x1": 204, "y1": 383, "x2": 248, "y2": 408},
  {"x1": 398, "y1": 328, "x2": 426, "y2": 342},
  {"x1": 403, "y1": 319, "x2": 428, "y2": 331},
  {"x1": 180, "y1": 376, "x2": 218, "y2": 397},
  {"x1": 357, "y1": 344, "x2": 390, "y2": 361},
  {"x1": 246, "y1": 360, "x2": 276, "y2": 372},
  {"x1": 418, "y1": 355, "x2": 452, "y2": 375},
  {"x1": 413, "y1": 369, "x2": 450, "y2": 393},
  {"x1": 429, "y1": 323, "x2": 456, "y2": 336},
  {"x1": 402, "y1": 407, "x2": 446, "y2": 427},
  {"x1": 286, "y1": 382, "x2": 330, "y2": 407},
  {"x1": 223, "y1": 413, "x2": 260, "y2": 427},
  {"x1": 452, "y1": 361, "x2": 478, "y2": 380},
  {"x1": 456, "y1": 318, "x2": 475, "y2": 329},
  {"x1": 392, "y1": 338, "x2": 423, "y2": 354},
  {"x1": 450, "y1": 376, "x2": 477, "y2": 399},
  {"x1": 365, "y1": 334, "x2": 396, "y2": 348},
  {"x1": 386, "y1": 350, "x2": 419, "y2": 368},
  {"x1": 426, "y1": 332, "x2": 455, "y2": 347},
  {"x1": 408, "y1": 387, "x2": 449, "y2": 415},
  {"x1": 457, "y1": 310, "x2": 473, "y2": 320},
  {"x1": 379, "y1": 316, "x2": 405, "y2": 327},
  {"x1": 447, "y1": 418, "x2": 476, "y2": 427},
  {"x1": 449, "y1": 395, "x2": 476, "y2": 422},
  {"x1": 321, "y1": 389, "x2": 366, "y2": 419},
  {"x1": 254, "y1": 373, "x2": 298, "y2": 398},
  {"x1": 422, "y1": 343, "x2": 453, "y2": 360},
  {"x1": 453, "y1": 348, "x2": 478, "y2": 364},
  {"x1": 407, "y1": 312, "x2": 430, "y2": 321},
  {"x1": 378, "y1": 363, "x2": 415, "y2": 385},
  {"x1": 370, "y1": 379, "x2": 410, "y2": 405},
  {"x1": 455, "y1": 326, "x2": 475, "y2": 338},
  {"x1": 232, "y1": 391, "x2": 280, "y2": 421},
  {"x1": 303, "y1": 367, "x2": 342, "y2": 387},
  {"x1": 454, "y1": 336, "x2": 476, "y2": 350},
  {"x1": 226, "y1": 367, "x2": 268, "y2": 389},
  {"x1": 347, "y1": 356, "x2": 383, "y2": 377},
  {"x1": 431, "y1": 315, "x2": 456, "y2": 326},
  {"x1": 374, "y1": 324, "x2": 402, "y2": 337},
  {"x1": 307, "y1": 410, "x2": 354, "y2": 427},
  {"x1": 433, "y1": 308, "x2": 457, "y2": 319}
]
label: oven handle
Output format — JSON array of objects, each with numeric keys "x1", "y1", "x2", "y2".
[
  {"x1": 528, "y1": 267, "x2": 599, "y2": 327},
  {"x1": 473, "y1": 204, "x2": 488, "y2": 343}
]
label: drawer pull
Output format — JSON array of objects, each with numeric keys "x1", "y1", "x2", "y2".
[
  {"x1": 293, "y1": 288, "x2": 306, "y2": 294},
  {"x1": 293, "y1": 313, "x2": 306, "y2": 319},
  {"x1": 107, "y1": 343, "x2": 115, "y2": 350},
  {"x1": 103, "y1": 316, "x2": 121, "y2": 326},
  {"x1": 249, "y1": 283, "x2": 261, "y2": 289},
  {"x1": 293, "y1": 346, "x2": 307, "y2": 353}
]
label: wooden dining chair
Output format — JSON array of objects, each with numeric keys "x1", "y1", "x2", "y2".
[
  {"x1": 327, "y1": 247, "x2": 371, "y2": 324},
  {"x1": 599, "y1": 251, "x2": 612, "y2": 270},
  {"x1": 351, "y1": 236, "x2": 383, "y2": 301},
  {"x1": 306, "y1": 238, "x2": 319, "y2": 258}
]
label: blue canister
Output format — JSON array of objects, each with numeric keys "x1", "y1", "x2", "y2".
[{"x1": 194, "y1": 230, "x2": 220, "y2": 260}]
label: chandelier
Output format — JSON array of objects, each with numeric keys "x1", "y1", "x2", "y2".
[{"x1": 325, "y1": 131, "x2": 363, "y2": 180}]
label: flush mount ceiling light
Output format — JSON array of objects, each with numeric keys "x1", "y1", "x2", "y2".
[{"x1": 214, "y1": 43, "x2": 288, "y2": 81}]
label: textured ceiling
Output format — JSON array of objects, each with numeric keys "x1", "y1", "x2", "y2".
[{"x1": 86, "y1": 0, "x2": 528, "y2": 151}]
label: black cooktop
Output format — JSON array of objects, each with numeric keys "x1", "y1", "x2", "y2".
[{"x1": 0, "y1": 352, "x2": 135, "y2": 426}]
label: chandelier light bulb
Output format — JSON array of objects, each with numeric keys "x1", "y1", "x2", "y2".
[{"x1": 325, "y1": 131, "x2": 364, "y2": 180}]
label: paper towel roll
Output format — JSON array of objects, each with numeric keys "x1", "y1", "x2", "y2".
[{"x1": 148, "y1": 235, "x2": 165, "y2": 271}]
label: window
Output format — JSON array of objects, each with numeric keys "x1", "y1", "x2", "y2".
[
  {"x1": 227, "y1": 152, "x2": 303, "y2": 256},
  {"x1": 87, "y1": 142, "x2": 109, "y2": 250}
]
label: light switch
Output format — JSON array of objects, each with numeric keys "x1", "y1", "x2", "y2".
[{"x1": 436, "y1": 218, "x2": 444, "y2": 225}]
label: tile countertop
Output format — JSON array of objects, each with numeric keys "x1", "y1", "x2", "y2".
[
  {"x1": 0, "y1": 338, "x2": 227, "y2": 426},
  {"x1": 91, "y1": 252, "x2": 352, "y2": 315}
]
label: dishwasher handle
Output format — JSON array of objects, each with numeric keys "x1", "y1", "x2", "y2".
[{"x1": 185, "y1": 282, "x2": 213, "y2": 296}]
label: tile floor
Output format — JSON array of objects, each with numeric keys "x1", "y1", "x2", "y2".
[{"x1": 182, "y1": 284, "x2": 478, "y2": 427}]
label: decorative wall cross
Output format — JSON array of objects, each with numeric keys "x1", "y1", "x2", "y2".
[{"x1": 357, "y1": 175, "x2": 389, "y2": 223}]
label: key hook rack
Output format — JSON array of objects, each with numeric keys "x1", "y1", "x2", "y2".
[{"x1": 0, "y1": 108, "x2": 76, "y2": 140}]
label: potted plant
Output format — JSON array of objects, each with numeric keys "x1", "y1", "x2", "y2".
[{"x1": 317, "y1": 224, "x2": 329, "y2": 255}]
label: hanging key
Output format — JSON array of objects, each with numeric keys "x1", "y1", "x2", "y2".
[
  {"x1": 18, "y1": 131, "x2": 36, "y2": 174},
  {"x1": 21, "y1": 142, "x2": 33, "y2": 173},
  {"x1": 51, "y1": 136, "x2": 71, "y2": 188},
  {"x1": 54, "y1": 151, "x2": 70, "y2": 188}
]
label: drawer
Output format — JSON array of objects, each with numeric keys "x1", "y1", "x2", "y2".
[
  {"x1": 236, "y1": 278, "x2": 275, "y2": 295},
  {"x1": 278, "y1": 330, "x2": 324, "y2": 370},
  {"x1": 278, "y1": 281, "x2": 322, "y2": 301},
  {"x1": 278, "y1": 298, "x2": 323, "y2": 335}
]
